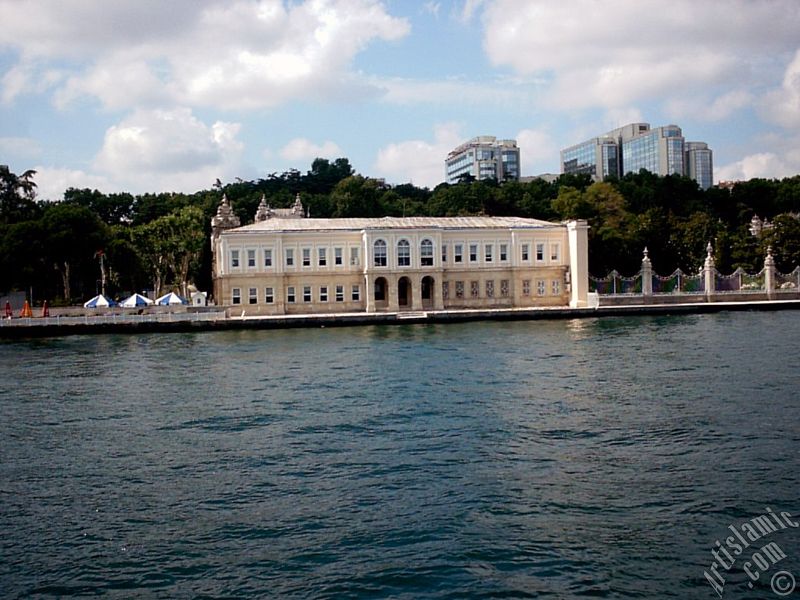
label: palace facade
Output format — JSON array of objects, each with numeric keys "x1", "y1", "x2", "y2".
[{"x1": 211, "y1": 195, "x2": 589, "y2": 315}]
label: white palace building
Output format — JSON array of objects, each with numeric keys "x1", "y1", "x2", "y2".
[{"x1": 211, "y1": 194, "x2": 589, "y2": 315}]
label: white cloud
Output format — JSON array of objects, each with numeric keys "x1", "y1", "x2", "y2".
[
  {"x1": 482, "y1": 0, "x2": 800, "y2": 110},
  {"x1": 92, "y1": 107, "x2": 244, "y2": 193},
  {"x1": 422, "y1": 2, "x2": 441, "y2": 18},
  {"x1": 280, "y1": 138, "x2": 343, "y2": 162},
  {"x1": 31, "y1": 167, "x2": 115, "y2": 202},
  {"x1": 374, "y1": 123, "x2": 464, "y2": 188},
  {"x1": 375, "y1": 76, "x2": 528, "y2": 108},
  {"x1": 0, "y1": 0, "x2": 410, "y2": 111},
  {"x1": 0, "y1": 136, "x2": 43, "y2": 160},
  {"x1": 716, "y1": 153, "x2": 797, "y2": 182},
  {"x1": 760, "y1": 49, "x2": 800, "y2": 128},
  {"x1": 457, "y1": 0, "x2": 486, "y2": 23},
  {"x1": 666, "y1": 90, "x2": 753, "y2": 122},
  {"x1": 515, "y1": 128, "x2": 556, "y2": 174}
]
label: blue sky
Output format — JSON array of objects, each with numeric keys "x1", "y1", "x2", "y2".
[{"x1": 1, "y1": 0, "x2": 799, "y2": 200}]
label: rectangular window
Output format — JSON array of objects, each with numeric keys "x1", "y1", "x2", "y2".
[
  {"x1": 470, "y1": 281, "x2": 480, "y2": 298},
  {"x1": 536, "y1": 243, "x2": 545, "y2": 262},
  {"x1": 485, "y1": 244, "x2": 493, "y2": 263},
  {"x1": 521, "y1": 244, "x2": 529, "y2": 261},
  {"x1": 303, "y1": 286, "x2": 312, "y2": 302},
  {"x1": 522, "y1": 280, "x2": 531, "y2": 296},
  {"x1": 455, "y1": 281, "x2": 464, "y2": 299},
  {"x1": 441, "y1": 244, "x2": 447, "y2": 263},
  {"x1": 454, "y1": 244, "x2": 463, "y2": 263},
  {"x1": 374, "y1": 243, "x2": 387, "y2": 267},
  {"x1": 500, "y1": 279, "x2": 509, "y2": 297},
  {"x1": 350, "y1": 247, "x2": 360, "y2": 266},
  {"x1": 318, "y1": 248, "x2": 327, "y2": 267},
  {"x1": 335, "y1": 285, "x2": 344, "y2": 302},
  {"x1": 319, "y1": 286, "x2": 328, "y2": 302},
  {"x1": 231, "y1": 249, "x2": 240, "y2": 268},
  {"x1": 232, "y1": 287, "x2": 241, "y2": 304},
  {"x1": 287, "y1": 286, "x2": 295, "y2": 303},
  {"x1": 263, "y1": 248, "x2": 273, "y2": 268},
  {"x1": 351, "y1": 285, "x2": 360, "y2": 301},
  {"x1": 286, "y1": 248, "x2": 294, "y2": 267},
  {"x1": 537, "y1": 280, "x2": 546, "y2": 296},
  {"x1": 302, "y1": 248, "x2": 311, "y2": 267},
  {"x1": 442, "y1": 280, "x2": 449, "y2": 299},
  {"x1": 248, "y1": 287, "x2": 257, "y2": 304},
  {"x1": 247, "y1": 249, "x2": 256, "y2": 268},
  {"x1": 500, "y1": 244, "x2": 508, "y2": 262},
  {"x1": 265, "y1": 287, "x2": 274, "y2": 304},
  {"x1": 334, "y1": 247, "x2": 343, "y2": 266},
  {"x1": 550, "y1": 243, "x2": 560, "y2": 262},
  {"x1": 469, "y1": 244, "x2": 478, "y2": 262},
  {"x1": 398, "y1": 242, "x2": 410, "y2": 266},
  {"x1": 551, "y1": 280, "x2": 561, "y2": 295},
  {"x1": 486, "y1": 280, "x2": 494, "y2": 298}
]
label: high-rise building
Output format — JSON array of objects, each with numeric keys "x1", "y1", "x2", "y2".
[
  {"x1": 445, "y1": 136, "x2": 520, "y2": 184},
  {"x1": 560, "y1": 123, "x2": 714, "y2": 189},
  {"x1": 685, "y1": 142, "x2": 714, "y2": 191}
]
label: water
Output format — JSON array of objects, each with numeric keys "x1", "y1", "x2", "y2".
[{"x1": 1, "y1": 311, "x2": 799, "y2": 598}]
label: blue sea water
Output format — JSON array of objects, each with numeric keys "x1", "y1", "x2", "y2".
[{"x1": 1, "y1": 311, "x2": 799, "y2": 598}]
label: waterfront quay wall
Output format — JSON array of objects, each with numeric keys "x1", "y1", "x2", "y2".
[{"x1": 1, "y1": 298, "x2": 799, "y2": 338}]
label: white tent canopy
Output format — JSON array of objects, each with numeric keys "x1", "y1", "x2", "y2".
[
  {"x1": 155, "y1": 292, "x2": 188, "y2": 305},
  {"x1": 120, "y1": 293, "x2": 154, "y2": 308},
  {"x1": 84, "y1": 294, "x2": 116, "y2": 308}
]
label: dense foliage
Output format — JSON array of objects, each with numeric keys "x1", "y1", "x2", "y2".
[{"x1": 1, "y1": 161, "x2": 799, "y2": 305}]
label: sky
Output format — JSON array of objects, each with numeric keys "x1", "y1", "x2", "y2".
[{"x1": 1, "y1": 0, "x2": 800, "y2": 201}]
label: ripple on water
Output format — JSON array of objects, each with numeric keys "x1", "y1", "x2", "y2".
[{"x1": 1, "y1": 312, "x2": 799, "y2": 598}]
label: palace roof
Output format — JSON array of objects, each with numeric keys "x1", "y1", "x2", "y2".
[{"x1": 227, "y1": 215, "x2": 562, "y2": 234}]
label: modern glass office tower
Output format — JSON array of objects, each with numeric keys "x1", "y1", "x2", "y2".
[
  {"x1": 445, "y1": 136, "x2": 520, "y2": 184},
  {"x1": 561, "y1": 123, "x2": 713, "y2": 188},
  {"x1": 685, "y1": 142, "x2": 714, "y2": 190},
  {"x1": 561, "y1": 137, "x2": 618, "y2": 179}
]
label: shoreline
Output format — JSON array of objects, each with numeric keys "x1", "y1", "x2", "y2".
[{"x1": 1, "y1": 298, "x2": 799, "y2": 338}]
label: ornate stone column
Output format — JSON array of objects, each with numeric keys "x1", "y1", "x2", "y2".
[
  {"x1": 703, "y1": 242, "x2": 716, "y2": 301},
  {"x1": 765, "y1": 245, "x2": 775, "y2": 299},
  {"x1": 641, "y1": 247, "x2": 653, "y2": 297}
]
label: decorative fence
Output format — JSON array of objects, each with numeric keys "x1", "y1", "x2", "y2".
[{"x1": 590, "y1": 246, "x2": 799, "y2": 297}]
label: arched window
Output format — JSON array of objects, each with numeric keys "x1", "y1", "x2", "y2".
[
  {"x1": 420, "y1": 239, "x2": 434, "y2": 266},
  {"x1": 373, "y1": 239, "x2": 387, "y2": 267},
  {"x1": 397, "y1": 239, "x2": 410, "y2": 266}
]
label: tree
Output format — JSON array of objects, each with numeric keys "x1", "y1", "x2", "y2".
[
  {"x1": 0, "y1": 165, "x2": 39, "y2": 224},
  {"x1": 41, "y1": 203, "x2": 107, "y2": 301},
  {"x1": 762, "y1": 214, "x2": 800, "y2": 272},
  {"x1": 331, "y1": 176, "x2": 383, "y2": 217},
  {"x1": 134, "y1": 206, "x2": 206, "y2": 297}
]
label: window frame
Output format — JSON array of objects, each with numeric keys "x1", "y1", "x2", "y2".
[
  {"x1": 397, "y1": 239, "x2": 411, "y2": 267},
  {"x1": 420, "y1": 239, "x2": 434, "y2": 266},
  {"x1": 373, "y1": 239, "x2": 387, "y2": 267}
]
